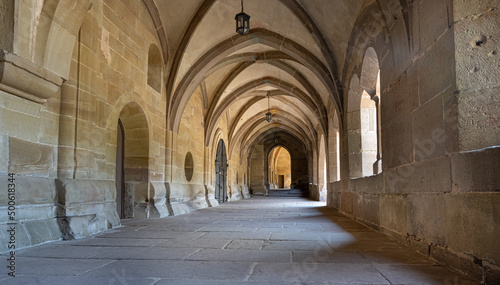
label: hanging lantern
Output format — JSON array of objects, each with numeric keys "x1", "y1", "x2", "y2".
[
  {"x1": 266, "y1": 111, "x2": 273, "y2": 123},
  {"x1": 265, "y1": 92, "x2": 272, "y2": 122},
  {"x1": 235, "y1": 0, "x2": 250, "y2": 35}
]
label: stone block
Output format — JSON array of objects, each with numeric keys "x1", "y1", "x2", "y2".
[
  {"x1": 454, "y1": 9, "x2": 500, "y2": 91},
  {"x1": 0, "y1": 0, "x2": 14, "y2": 51},
  {"x1": 418, "y1": 29, "x2": 454, "y2": 104},
  {"x1": 57, "y1": 116, "x2": 76, "y2": 147},
  {"x1": 379, "y1": 194, "x2": 408, "y2": 235},
  {"x1": 385, "y1": 156, "x2": 451, "y2": 194},
  {"x1": 1, "y1": 108, "x2": 41, "y2": 142},
  {"x1": 59, "y1": 212, "x2": 108, "y2": 239},
  {"x1": 361, "y1": 151, "x2": 377, "y2": 176},
  {"x1": 23, "y1": 219, "x2": 62, "y2": 245},
  {"x1": 188, "y1": 194, "x2": 209, "y2": 210},
  {"x1": 484, "y1": 261, "x2": 500, "y2": 285},
  {"x1": 0, "y1": 134, "x2": 8, "y2": 172},
  {"x1": 453, "y1": 0, "x2": 499, "y2": 21},
  {"x1": 456, "y1": 87, "x2": 500, "y2": 151},
  {"x1": 3, "y1": 204, "x2": 55, "y2": 221},
  {"x1": 443, "y1": 91, "x2": 460, "y2": 154},
  {"x1": 444, "y1": 193, "x2": 500, "y2": 266},
  {"x1": 170, "y1": 203, "x2": 191, "y2": 216},
  {"x1": 407, "y1": 194, "x2": 445, "y2": 245},
  {"x1": 350, "y1": 174, "x2": 383, "y2": 194},
  {"x1": 348, "y1": 153, "x2": 363, "y2": 178},
  {"x1": 38, "y1": 111, "x2": 59, "y2": 146},
  {"x1": 347, "y1": 110, "x2": 361, "y2": 130},
  {"x1": 0, "y1": 223, "x2": 31, "y2": 252},
  {"x1": 0, "y1": 174, "x2": 56, "y2": 205},
  {"x1": 390, "y1": 17, "x2": 412, "y2": 76},
  {"x1": 418, "y1": 0, "x2": 450, "y2": 51},
  {"x1": 411, "y1": 95, "x2": 445, "y2": 162},
  {"x1": 353, "y1": 193, "x2": 380, "y2": 227},
  {"x1": 451, "y1": 147, "x2": 500, "y2": 192},
  {"x1": 56, "y1": 179, "x2": 114, "y2": 207},
  {"x1": 44, "y1": 22, "x2": 77, "y2": 78},
  {"x1": 8, "y1": 137, "x2": 54, "y2": 176},
  {"x1": 340, "y1": 191, "x2": 354, "y2": 216},
  {"x1": 381, "y1": 114, "x2": 413, "y2": 169},
  {"x1": 429, "y1": 244, "x2": 483, "y2": 281}
]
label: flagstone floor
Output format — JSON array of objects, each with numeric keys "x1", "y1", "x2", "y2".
[{"x1": 0, "y1": 197, "x2": 479, "y2": 284}]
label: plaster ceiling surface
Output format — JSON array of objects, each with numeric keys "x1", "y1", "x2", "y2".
[{"x1": 156, "y1": 0, "x2": 370, "y2": 150}]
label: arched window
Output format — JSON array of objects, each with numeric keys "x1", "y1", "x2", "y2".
[
  {"x1": 360, "y1": 47, "x2": 382, "y2": 175},
  {"x1": 147, "y1": 44, "x2": 162, "y2": 93},
  {"x1": 348, "y1": 47, "x2": 382, "y2": 178},
  {"x1": 328, "y1": 113, "x2": 341, "y2": 182},
  {"x1": 318, "y1": 134, "x2": 327, "y2": 201}
]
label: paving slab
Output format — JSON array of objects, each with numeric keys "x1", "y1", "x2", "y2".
[
  {"x1": 95, "y1": 230, "x2": 205, "y2": 239},
  {"x1": 292, "y1": 250, "x2": 370, "y2": 264},
  {"x1": 186, "y1": 249, "x2": 291, "y2": 262},
  {"x1": 0, "y1": 276, "x2": 157, "y2": 285},
  {"x1": 201, "y1": 231, "x2": 270, "y2": 240},
  {"x1": 89, "y1": 247, "x2": 198, "y2": 260},
  {"x1": 0, "y1": 257, "x2": 114, "y2": 276},
  {"x1": 59, "y1": 237, "x2": 166, "y2": 247},
  {"x1": 154, "y1": 238, "x2": 231, "y2": 249},
  {"x1": 14, "y1": 244, "x2": 107, "y2": 259},
  {"x1": 261, "y1": 240, "x2": 331, "y2": 251},
  {"x1": 225, "y1": 239, "x2": 266, "y2": 250},
  {"x1": 249, "y1": 262, "x2": 391, "y2": 283},
  {"x1": 373, "y1": 264, "x2": 479, "y2": 284},
  {"x1": 82, "y1": 260, "x2": 254, "y2": 280}
]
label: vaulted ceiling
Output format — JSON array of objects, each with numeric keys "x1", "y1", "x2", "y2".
[{"x1": 152, "y1": 0, "x2": 388, "y2": 156}]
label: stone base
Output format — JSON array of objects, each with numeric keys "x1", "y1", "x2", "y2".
[
  {"x1": 1, "y1": 219, "x2": 62, "y2": 252},
  {"x1": 242, "y1": 185, "x2": 251, "y2": 198},
  {"x1": 58, "y1": 213, "x2": 108, "y2": 240},
  {"x1": 188, "y1": 195, "x2": 209, "y2": 210},
  {"x1": 170, "y1": 203, "x2": 191, "y2": 216}
]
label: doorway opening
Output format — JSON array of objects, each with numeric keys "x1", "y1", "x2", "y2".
[
  {"x1": 115, "y1": 119, "x2": 125, "y2": 218},
  {"x1": 215, "y1": 139, "x2": 227, "y2": 203},
  {"x1": 115, "y1": 102, "x2": 150, "y2": 219},
  {"x1": 269, "y1": 146, "x2": 291, "y2": 189}
]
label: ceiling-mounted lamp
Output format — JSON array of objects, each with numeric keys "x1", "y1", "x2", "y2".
[
  {"x1": 265, "y1": 92, "x2": 273, "y2": 123},
  {"x1": 235, "y1": 0, "x2": 250, "y2": 35}
]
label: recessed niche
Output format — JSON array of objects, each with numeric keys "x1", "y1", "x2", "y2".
[{"x1": 184, "y1": 152, "x2": 194, "y2": 181}]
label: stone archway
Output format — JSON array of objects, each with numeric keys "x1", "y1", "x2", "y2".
[
  {"x1": 268, "y1": 146, "x2": 292, "y2": 189},
  {"x1": 117, "y1": 102, "x2": 150, "y2": 219},
  {"x1": 215, "y1": 139, "x2": 227, "y2": 203}
]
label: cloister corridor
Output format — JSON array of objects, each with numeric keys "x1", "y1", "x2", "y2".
[{"x1": 1, "y1": 197, "x2": 478, "y2": 284}]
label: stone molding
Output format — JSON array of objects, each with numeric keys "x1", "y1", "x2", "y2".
[{"x1": 0, "y1": 51, "x2": 63, "y2": 103}]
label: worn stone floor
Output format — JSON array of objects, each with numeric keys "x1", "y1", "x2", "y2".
[{"x1": 1, "y1": 197, "x2": 479, "y2": 284}]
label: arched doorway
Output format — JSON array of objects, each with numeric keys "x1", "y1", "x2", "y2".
[
  {"x1": 115, "y1": 102, "x2": 150, "y2": 219},
  {"x1": 268, "y1": 146, "x2": 292, "y2": 189},
  {"x1": 215, "y1": 139, "x2": 227, "y2": 203},
  {"x1": 115, "y1": 119, "x2": 125, "y2": 218}
]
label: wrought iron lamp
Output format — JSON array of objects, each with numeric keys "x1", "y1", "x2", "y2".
[
  {"x1": 235, "y1": 0, "x2": 250, "y2": 35},
  {"x1": 265, "y1": 92, "x2": 273, "y2": 123}
]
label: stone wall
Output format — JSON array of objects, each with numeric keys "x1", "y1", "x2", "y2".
[{"x1": 329, "y1": 0, "x2": 500, "y2": 282}]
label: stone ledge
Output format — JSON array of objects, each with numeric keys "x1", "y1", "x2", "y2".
[{"x1": 0, "y1": 51, "x2": 63, "y2": 103}]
